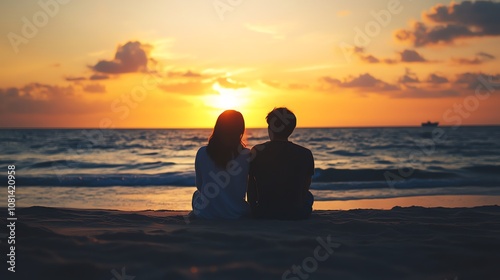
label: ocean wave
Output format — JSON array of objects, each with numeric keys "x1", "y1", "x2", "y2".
[
  {"x1": 17, "y1": 165, "x2": 500, "y2": 189},
  {"x1": 312, "y1": 167, "x2": 458, "y2": 183},
  {"x1": 462, "y1": 165, "x2": 500, "y2": 174},
  {"x1": 28, "y1": 160, "x2": 175, "y2": 170},
  {"x1": 18, "y1": 172, "x2": 195, "y2": 187},
  {"x1": 328, "y1": 150, "x2": 369, "y2": 157}
]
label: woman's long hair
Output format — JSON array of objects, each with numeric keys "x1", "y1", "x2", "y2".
[{"x1": 206, "y1": 110, "x2": 245, "y2": 168}]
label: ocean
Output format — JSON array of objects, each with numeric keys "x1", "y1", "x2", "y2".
[{"x1": 2, "y1": 126, "x2": 500, "y2": 210}]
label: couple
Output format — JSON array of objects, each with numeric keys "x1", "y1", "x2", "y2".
[{"x1": 191, "y1": 107, "x2": 314, "y2": 220}]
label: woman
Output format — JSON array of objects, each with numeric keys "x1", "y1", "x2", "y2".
[{"x1": 191, "y1": 110, "x2": 251, "y2": 219}]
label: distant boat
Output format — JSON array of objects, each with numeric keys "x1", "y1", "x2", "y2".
[{"x1": 421, "y1": 121, "x2": 439, "y2": 127}]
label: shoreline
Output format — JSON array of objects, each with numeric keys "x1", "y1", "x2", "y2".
[{"x1": 16, "y1": 185, "x2": 500, "y2": 211}]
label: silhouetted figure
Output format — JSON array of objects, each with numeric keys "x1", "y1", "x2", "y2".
[
  {"x1": 191, "y1": 110, "x2": 250, "y2": 219},
  {"x1": 248, "y1": 108, "x2": 314, "y2": 220}
]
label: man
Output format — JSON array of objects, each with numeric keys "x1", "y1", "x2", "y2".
[{"x1": 248, "y1": 107, "x2": 314, "y2": 220}]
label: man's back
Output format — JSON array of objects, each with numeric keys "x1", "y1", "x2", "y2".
[{"x1": 249, "y1": 140, "x2": 314, "y2": 219}]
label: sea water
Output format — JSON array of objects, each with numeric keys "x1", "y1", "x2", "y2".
[{"x1": 1, "y1": 127, "x2": 500, "y2": 210}]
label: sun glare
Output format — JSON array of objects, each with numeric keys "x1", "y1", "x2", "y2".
[{"x1": 207, "y1": 82, "x2": 247, "y2": 110}]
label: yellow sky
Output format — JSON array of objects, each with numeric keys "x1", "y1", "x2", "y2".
[{"x1": 1, "y1": 0, "x2": 499, "y2": 128}]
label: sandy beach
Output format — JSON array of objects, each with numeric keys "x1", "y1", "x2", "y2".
[{"x1": 5, "y1": 205, "x2": 499, "y2": 280}]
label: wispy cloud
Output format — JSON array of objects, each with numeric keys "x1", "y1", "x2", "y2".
[
  {"x1": 451, "y1": 52, "x2": 496, "y2": 65},
  {"x1": 245, "y1": 22, "x2": 293, "y2": 39}
]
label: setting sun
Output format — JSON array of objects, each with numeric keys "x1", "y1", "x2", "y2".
[{"x1": 207, "y1": 82, "x2": 248, "y2": 110}]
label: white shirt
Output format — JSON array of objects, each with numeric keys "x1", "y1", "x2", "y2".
[{"x1": 192, "y1": 146, "x2": 251, "y2": 219}]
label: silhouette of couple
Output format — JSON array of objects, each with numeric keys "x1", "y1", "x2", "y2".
[{"x1": 192, "y1": 108, "x2": 314, "y2": 220}]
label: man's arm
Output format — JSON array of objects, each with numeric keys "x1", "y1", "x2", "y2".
[{"x1": 305, "y1": 149, "x2": 314, "y2": 192}]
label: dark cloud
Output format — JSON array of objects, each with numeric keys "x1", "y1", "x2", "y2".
[
  {"x1": 427, "y1": 73, "x2": 449, "y2": 84},
  {"x1": 352, "y1": 47, "x2": 428, "y2": 64},
  {"x1": 65, "y1": 76, "x2": 86, "y2": 82},
  {"x1": 352, "y1": 47, "x2": 382, "y2": 63},
  {"x1": 452, "y1": 52, "x2": 496, "y2": 65},
  {"x1": 0, "y1": 83, "x2": 90, "y2": 114},
  {"x1": 400, "y1": 50, "x2": 427, "y2": 62},
  {"x1": 91, "y1": 41, "x2": 151, "y2": 74},
  {"x1": 399, "y1": 68, "x2": 420, "y2": 83},
  {"x1": 83, "y1": 83, "x2": 106, "y2": 93},
  {"x1": 455, "y1": 72, "x2": 500, "y2": 90},
  {"x1": 393, "y1": 88, "x2": 460, "y2": 98},
  {"x1": 319, "y1": 71, "x2": 500, "y2": 98},
  {"x1": 395, "y1": 1, "x2": 500, "y2": 46},
  {"x1": 89, "y1": 74, "x2": 110, "y2": 80},
  {"x1": 477, "y1": 52, "x2": 495, "y2": 60},
  {"x1": 322, "y1": 73, "x2": 398, "y2": 91}
]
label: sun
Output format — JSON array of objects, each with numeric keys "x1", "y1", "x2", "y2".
[{"x1": 206, "y1": 82, "x2": 247, "y2": 110}]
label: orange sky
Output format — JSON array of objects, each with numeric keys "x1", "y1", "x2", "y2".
[{"x1": 1, "y1": 0, "x2": 499, "y2": 128}]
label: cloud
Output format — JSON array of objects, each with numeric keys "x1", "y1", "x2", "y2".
[
  {"x1": 393, "y1": 88, "x2": 461, "y2": 98},
  {"x1": 321, "y1": 73, "x2": 398, "y2": 91},
  {"x1": 319, "y1": 70, "x2": 500, "y2": 98},
  {"x1": 455, "y1": 72, "x2": 500, "y2": 90},
  {"x1": 400, "y1": 49, "x2": 427, "y2": 62},
  {"x1": 427, "y1": 73, "x2": 449, "y2": 84},
  {"x1": 90, "y1": 74, "x2": 110, "y2": 80},
  {"x1": 395, "y1": 1, "x2": 500, "y2": 46},
  {"x1": 167, "y1": 70, "x2": 202, "y2": 78},
  {"x1": 216, "y1": 77, "x2": 246, "y2": 89},
  {"x1": 65, "y1": 76, "x2": 86, "y2": 82},
  {"x1": 91, "y1": 41, "x2": 152, "y2": 74},
  {"x1": 351, "y1": 47, "x2": 381, "y2": 63},
  {"x1": 451, "y1": 52, "x2": 496, "y2": 65},
  {"x1": 399, "y1": 68, "x2": 420, "y2": 83},
  {"x1": 477, "y1": 52, "x2": 495, "y2": 60},
  {"x1": 0, "y1": 83, "x2": 91, "y2": 114},
  {"x1": 352, "y1": 47, "x2": 428, "y2": 64},
  {"x1": 245, "y1": 22, "x2": 291, "y2": 39},
  {"x1": 83, "y1": 83, "x2": 106, "y2": 93}
]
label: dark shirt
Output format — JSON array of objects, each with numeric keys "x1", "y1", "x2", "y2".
[{"x1": 248, "y1": 140, "x2": 314, "y2": 219}]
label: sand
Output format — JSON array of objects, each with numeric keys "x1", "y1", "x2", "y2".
[{"x1": 5, "y1": 205, "x2": 500, "y2": 280}]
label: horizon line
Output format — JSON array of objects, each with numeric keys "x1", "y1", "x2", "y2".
[{"x1": 1, "y1": 124, "x2": 500, "y2": 130}]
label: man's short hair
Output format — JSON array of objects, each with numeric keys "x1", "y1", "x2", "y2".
[{"x1": 266, "y1": 107, "x2": 297, "y2": 138}]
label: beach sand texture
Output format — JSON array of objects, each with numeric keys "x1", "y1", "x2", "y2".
[{"x1": 7, "y1": 205, "x2": 500, "y2": 280}]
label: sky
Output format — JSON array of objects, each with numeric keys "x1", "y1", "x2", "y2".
[{"x1": 1, "y1": 0, "x2": 499, "y2": 128}]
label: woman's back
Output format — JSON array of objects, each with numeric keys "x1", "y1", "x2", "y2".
[{"x1": 192, "y1": 146, "x2": 250, "y2": 219}]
